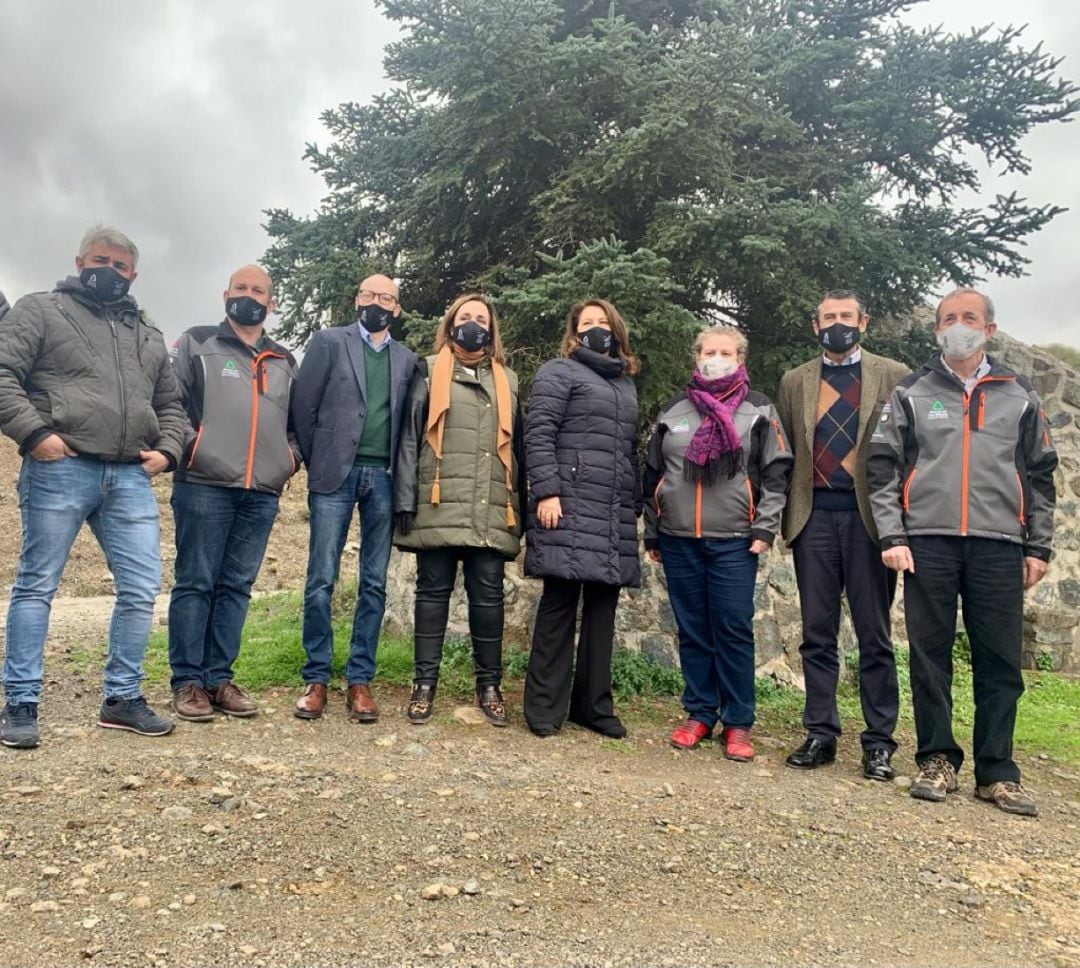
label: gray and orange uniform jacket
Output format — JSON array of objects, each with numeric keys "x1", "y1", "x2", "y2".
[
  {"x1": 643, "y1": 390, "x2": 794, "y2": 549},
  {"x1": 867, "y1": 354, "x2": 1057, "y2": 560},
  {"x1": 170, "y1": 321, "x2": 301, "y2": 496}
]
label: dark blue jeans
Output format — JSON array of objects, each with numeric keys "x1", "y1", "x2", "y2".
[
  {"x1": 167, "y1": 481, "x2": 279, "y2": 691},
  {"x1": 658, "y1": 534, "x2": 759, "y2": 730},
  {"x1": 302, "y1": 464, "x2": 393, "y2": 685}
]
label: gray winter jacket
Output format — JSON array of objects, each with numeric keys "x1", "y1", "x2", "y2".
[
  {"x1": 644, "y1": 390, "x2": 793, "y2": 547},
  {"x1": 867, "y1": 354, "x2": 1057, "y2": 559},
  {"x1": 170, "y1": 321, "x2": 301, "y2": 495},
  {"x1": 0, "y1": 277, "x2": 186, "y2": 465}
]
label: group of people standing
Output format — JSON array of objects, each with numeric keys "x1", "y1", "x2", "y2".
[{"x1": 0, "y1": 226, "x2": 1058, "y2": 819}]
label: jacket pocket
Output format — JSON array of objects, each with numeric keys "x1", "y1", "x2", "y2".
[
  {"x1": 902, "y1": 468, "x2": 917, "y2": 512},
  {"x1": 1015, "y1": 471, "x2": 1026, "y2": 526},
  {"x1": 186, "y1": 426, "x2": 205, "y2": 470},
  {"x1": 744, "y1": 479, "x2": 757, "y2": 524}
]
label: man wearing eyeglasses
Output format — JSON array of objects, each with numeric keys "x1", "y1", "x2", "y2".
[{"x1": 291, "y1": 274, "x2": 419, "y2": 722}]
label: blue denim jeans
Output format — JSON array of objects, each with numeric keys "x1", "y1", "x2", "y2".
[
  {"x1": 3, "y1": 456, "x2": 161, "y2": 705},
  {"x1": 658, "y1": 534, "x2": 760, "y2": 730},
  {"x1": 301, "y1": 464, "x2": 393, "y2": 685},
  {"x1": 167, "y1": 481, "x2": 279, "y2": 691}
]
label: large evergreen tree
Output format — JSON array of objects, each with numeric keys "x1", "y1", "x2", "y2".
[{"x1": 264, "y1": 0, "x2": 1076, "y2": 409}]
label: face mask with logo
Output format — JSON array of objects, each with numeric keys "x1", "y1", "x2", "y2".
[
  {"x1": 697, "y1": 356, "x2": 739, "y2": 381},
  {"x1": 937, "y1": 323, "x2": 987, "y2": 360},
  {"x1": 451, "y1": 320, "x2": 491, "y2": 351},
  {"x1": 226, "y1": 296, "x2": 268, "y2": 327},
  {"x1": 817, "y1": 322, "x2": 862, "y2": 352},
  {"x1": 357, "y1": 303, "x2": 393, "y2": 334},
  {"x1": 579, "y1": 326, "x2": 615, "y2": 355},
  {"x1": 80, "y1": 266, "x2": 130, "y2": 303}
]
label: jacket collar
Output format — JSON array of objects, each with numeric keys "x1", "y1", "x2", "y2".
[
  {"x1": 215, "y1": 318, "x2": 287, "y2": 357},
  {"x1": 55, "y1": 275, "x2": 140, "y2": 320},
  {"x1": 571, "y1": 346, "x2": 627, "y2": 378}
]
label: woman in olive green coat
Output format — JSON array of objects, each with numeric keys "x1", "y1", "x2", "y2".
[{"x1": 393, "y1": 293, "x2": 526, "y2": 726}]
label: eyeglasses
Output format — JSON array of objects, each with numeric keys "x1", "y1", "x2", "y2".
[{"x1": 358, "y1": 290, "x2": 399, "y2": 308}]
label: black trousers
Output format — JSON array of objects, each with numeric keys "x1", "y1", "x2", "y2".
[
  {"x1": 792, "y1": 508, "x2": 899, "y2": 751},
  {"x1": 413, "y1": 548, "x2": 505, "y2": 687},
  {"x1": 905, "y1": 536, "x2": 1025, "y2": 785},
  {"x1": 523, "y1": 577, "x2": 621, "y2": 732}
]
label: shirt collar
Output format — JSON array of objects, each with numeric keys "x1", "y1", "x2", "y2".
[
  {"x1": 822, "y1": 347, "x2": 861, "y2": 367},
  {"x1": 356, "y1": 321, "x2": 392, "y2": 352},
  {"x1": 940, "y1": 352, "x2": 991, "y2": 391}
]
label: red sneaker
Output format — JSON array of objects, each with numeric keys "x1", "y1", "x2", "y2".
[
  {"x1": 669, "y1": 718, "x2": 712, "y2": 750},
  {"x1": 722, "y1": 727, "x2": 754, "y2": 762}
]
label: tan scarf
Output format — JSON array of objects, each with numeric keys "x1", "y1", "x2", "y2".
[{"x1": 426, "y1": 344, "x2": 516, "y2": 528}]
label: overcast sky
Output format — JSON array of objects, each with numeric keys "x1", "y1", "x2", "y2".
[{"x1": 1, "y1": 0, "x2": 1077, "y2": 348}]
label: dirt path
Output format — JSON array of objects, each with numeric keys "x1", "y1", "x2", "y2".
[{"x1": 0, "y1": 600, "x2": 1078, "y2": 968}]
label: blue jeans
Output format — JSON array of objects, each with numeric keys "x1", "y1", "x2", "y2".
[
  {"x1": 167, "y1": 481, "x2": 279, "y2": 691},
  {"x1": 658, "y1": 534, "x2": 759, "y2": 730},
  {"x1": 4, "y1": 456, "x2": 161, "y2": 705},
  {"x1": 302, "y1": 464, "x2": 393, "y2": 685}
]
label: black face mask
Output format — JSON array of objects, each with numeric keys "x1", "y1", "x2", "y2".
[
  {"x1": 357, "y1": 303, "x2": 393, "y2": 334},
  {"x1": 451, "y1": 320, "x2": 491, "y2": 351},
  {"x1": 226, "y1": 296, "x2": 268, "y2": 327},
  {"x1": 79, "y1": 266, "x2": 130, "y2": 303},
  {"x1": 817, "y1": 322, "x2": 862, "y2": 352},
  {"x1": 579, "y1": 326, "x2": 615, "y2": 355}
]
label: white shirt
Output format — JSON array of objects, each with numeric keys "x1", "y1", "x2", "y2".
[
  {"x1": 822, "y1": 347, "x2": 862, "y2": 367},
  {"x1": 941, "y1": 353, "x2": 991, "y2": 394}
]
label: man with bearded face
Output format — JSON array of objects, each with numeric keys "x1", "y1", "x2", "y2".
[
  {"x1": 0, "y1": 225, "x2": 187, "y2": 749},
  {"x1": 290, "y1": 274, "x2": 419, "y2": 722},
  {"x1": 776, "y1": 290, "x2": 910, "y2": 781},
  {"x1": 868, "y1": 288, "x2": 1057, "y2": 816},
  {"x1": 167, "y1": 265, "x2": 301, "y2": 721}
]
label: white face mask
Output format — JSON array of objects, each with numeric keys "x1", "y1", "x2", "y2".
[
  {"x1": 698, "y1": 356, "x2": 739, "y2": 380},
  {"x1": 936, "y1": 323, "x2": 987, "y2": 360}
]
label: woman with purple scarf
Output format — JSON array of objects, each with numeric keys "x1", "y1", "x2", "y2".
[{"x1": 643, "y1": 327, "x2": 793, "y2": 761}]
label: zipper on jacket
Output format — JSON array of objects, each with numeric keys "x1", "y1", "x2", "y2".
[
  {"x1": 187, "y1": 426, "x2": 205, "y2": 469},
  {"x1": 902, "y1": 468, "x2": 917, "y2": 512},
  {"x1": 744, "y1": 479, "x2": 756, "y2": 523},
  {"x1": 694, "y1": 482, "x2": 703, "y2": 538},
  {"x1": 960, "y1": 376, "x2": 1015, "y2": 535},
  {"x1": 772, "y1": 419, "x2": 786, "y2": 452},
  {"x1": 245, "y1": 350, "x2": 287, "y2": 488},
  {"x1": 653, "y1": 474, "x2": 665, "y2": 520},
  {"x1": 1015, "y1": 470, "x2": 1026, "y2": 525},
  {"x1": 106, "y1": 314, "x2": 127, "y2": 459}
]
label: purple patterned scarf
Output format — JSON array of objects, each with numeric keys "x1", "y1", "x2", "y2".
[{"x1": 684, "y1": 364, "x2": 750, "y2": 484}]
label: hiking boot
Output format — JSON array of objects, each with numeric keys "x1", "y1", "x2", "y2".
[
  {"x1": 669, "y1": 718, "x2": 711, "y2": 750},
  {"x1": 208, "y1": 682, "x2": 258, "y2": 718},
  {"x1": 407, "y1": 683, "x2": 436, "y2": 725},
  {"x1": 722, "y1": 726, "x2": 754, "y2": 762},
  {"x1": 910, "y1": 754, "x2": 958, "y2": 803},
  {"x1": 975, "y1": 781, "x2": 1038, "y2": 818},
  {"x1": 97, "y1": 697, "x2": 174, "y2": 737},
  {"x1": 346, "y1": 684, "x2": 379, "y2": 723},
  {"x1": 172, "y1": 684, "x2": 214, "y2": 722},
  {"x1": 476, "y1": 684, "x2": 507, "y2": 727},
  {"x1": 0, "y1": 702, "x2": 40, "y2": 749}
]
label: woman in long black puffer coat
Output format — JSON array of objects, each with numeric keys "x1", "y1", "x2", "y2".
[{"x1": 523, "y1": 298, "x2": 641, "y2": 738}]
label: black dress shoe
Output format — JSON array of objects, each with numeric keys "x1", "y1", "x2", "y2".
[
  {"x1": 569, "y1": 715, "x2": 627, "y2": 739},
  {"x1": 785, "y1": 736, "x2": 837, "y2": 769},
  {"x1": 862, "y1": 748, "x2": 895, "y2": 781}
]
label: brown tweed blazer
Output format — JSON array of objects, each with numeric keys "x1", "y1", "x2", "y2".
[{"x1": 775, "y1": 349, "x2": 910, "y2": 545}]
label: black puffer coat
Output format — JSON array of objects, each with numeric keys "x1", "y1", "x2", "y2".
[{"x1": 524, "y1": 347, "x2": 641, "y2": 587}]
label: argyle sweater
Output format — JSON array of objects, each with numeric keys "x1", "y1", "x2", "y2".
[{"x1": 812, "y1": 362, "x2": 861, "y2": 510}]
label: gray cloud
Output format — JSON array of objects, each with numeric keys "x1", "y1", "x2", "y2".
[{"x1": 0, "y1": 0, "x2": 1077, "y2": 348}]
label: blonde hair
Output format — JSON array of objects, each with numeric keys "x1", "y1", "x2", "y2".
[
  {"x1": 694, "y1": 325, "x2": 748, "y2": 361},
  {"x1": 433, "y1": 292, "x2": 506, "y2": 364},
  {"x1": 560, "y1": 298, "x2": 640, "y2": 376}
]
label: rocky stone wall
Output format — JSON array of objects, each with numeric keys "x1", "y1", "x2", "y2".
[{"x1": 382, "y1": 329, "x2": 1080, "y2": 681}]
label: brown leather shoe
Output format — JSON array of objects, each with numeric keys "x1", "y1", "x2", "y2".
[
  {"x1": 172, "y1": 684, "x2": 214, "y2": 722},
  {"x1": 293, "y1": 683, "x2": 327, "y2": 720},
  {"x1": 346, "y1": 683, "x2": 379, "y2": 723},
  {"x1": 208, "y1": 681, "x2": 258, "y2": 718}
]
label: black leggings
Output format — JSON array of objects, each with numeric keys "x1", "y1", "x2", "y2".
[{"x1": 413, "y1": 548, "x2": 505, "y2": 687}]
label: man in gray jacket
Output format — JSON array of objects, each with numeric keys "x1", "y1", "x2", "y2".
[
  {"x1": 167, "y1": 265, "x2": 301, "y2": 722},
  {"x1": 0, "y1": 226, "x2": 186, "y2": 749},
  {"x1": 869, "y1": 288, "x2": 1057, "y2": 816}
]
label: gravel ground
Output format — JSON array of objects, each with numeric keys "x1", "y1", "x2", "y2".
[{"x1": 1, "y1": 602, "x2": 1079, "y2": 968}]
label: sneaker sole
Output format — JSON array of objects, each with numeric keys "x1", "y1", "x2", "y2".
[
  {"x1": 670, "y1": 736, "x2": 707, "y2": 750},
  {"x1": 96, "y1": 720, "x2": 174, "y2": 737},
  {"x1": 910, "y1": 784, "x2": 950, "y2": 802},
  {"x1": 0, "y1": 735, "x2": 39, "y2": 749},
  {"x1": 974, "y1": 790, "x2": 1038, "y2": 817},
  {"x1": 724, "y1": 750, "x2": 754, "y2": 762}
]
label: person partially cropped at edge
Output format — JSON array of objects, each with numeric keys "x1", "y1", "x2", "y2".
[
  {"x1": 775, "y1": 290, "x2": 909, "y2": 781},
  {"x1": 868, "y1": 288, "x2": 1057, "y2": 817},
  {"x1": 0, "y1": 225, "x2": 186, "y2": 748},
  {"x1": 644, "y1": 326, "x2": 793, "y2": 761},
  {"x1": 167, "y1": 265, "x2": 301, "y2": 722}
]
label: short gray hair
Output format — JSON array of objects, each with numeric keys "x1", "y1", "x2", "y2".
[
  {"x1": 78, "y1": 224, "x2": 139, "y2": 267},
  {"x1": 817, "y1": 289, "x2": 867, "y2": 318},
  {"x1": 936, "y1": 288, "x2": 995, "y2": 324},
  {"x1": 694, "y1": 325, "x2": 749, "y2": 361}
]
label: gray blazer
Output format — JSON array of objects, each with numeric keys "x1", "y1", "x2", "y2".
[{"x1": 291, "y1": 324, "x2": 418, "y2": 494}]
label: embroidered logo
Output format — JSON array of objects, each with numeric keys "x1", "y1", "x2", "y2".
[
  {"x1": 927, "y1": 400, "x2": 949, "y2": 421},
  {"x1": 221, "y1": 359, "x2": 240, "y2": 379},
  {"x1": 670, "y1": 417, "x2": 691, "y2": 433}
]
